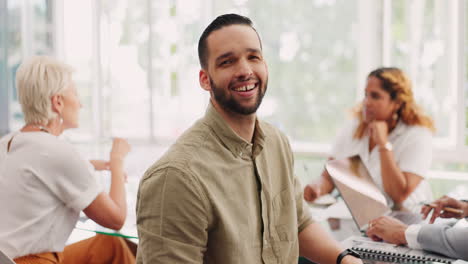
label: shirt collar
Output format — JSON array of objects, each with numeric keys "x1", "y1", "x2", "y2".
[
  {"x1": 203, "y1": 102, "x2": 266, "y2": 158},
  {"x1": 388, "y1": 120, "x2": 406, "y2": 140}
]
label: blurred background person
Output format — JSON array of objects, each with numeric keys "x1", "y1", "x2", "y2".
[
  {"x1": 304, "y1": 67, "x2": 435, "y2": 213},
  {"x1": 0, "y1": 56, "x2": 135, "y2": 264}
]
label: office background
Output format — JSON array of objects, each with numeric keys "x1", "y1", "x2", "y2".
[{"x1": 0, "y1": 0, "x2": 467, "y2": 196}]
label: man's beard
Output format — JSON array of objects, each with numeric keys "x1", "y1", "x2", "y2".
[{"x1": 209, "y1": 76, "x2": 267, "y2": 115}]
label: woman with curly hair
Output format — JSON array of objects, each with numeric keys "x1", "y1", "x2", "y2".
[{"x1": 304, "y1": 67, "x2": 435, "y2": 212}]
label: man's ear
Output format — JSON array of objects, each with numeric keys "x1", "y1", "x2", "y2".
[
  {"x1": 51, "y1": 94, "x2": 64, "y2": 114},
  {"x1": 199, "y1": 69, "x2": 211, "y2": 92}
]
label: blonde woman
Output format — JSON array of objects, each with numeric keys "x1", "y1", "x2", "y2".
[
  {"x1": 0, "y1": 56, "x2": 135, "y2": 264},
  {"x1": 304, "y1": 67, "x2": 435, "y2": 212}
]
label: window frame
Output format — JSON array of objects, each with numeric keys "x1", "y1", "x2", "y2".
[
  {"x1": 297, "y1": 0, "x2": 468, "y2": 164},
  {"x1": 51, "y1": 0, "x2": 468, "y2": 165},
  {"x1": 0, "y1": 0, "x2": 8, "y2": 137}
]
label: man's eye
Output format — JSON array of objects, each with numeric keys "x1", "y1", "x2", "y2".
[{"x1": 220, "y1": 60, "x2": 232, "y2": 66}]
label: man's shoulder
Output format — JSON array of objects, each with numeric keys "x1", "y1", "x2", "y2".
[{"x1": 141, "y1": 120, "x2": 214, "y2": 181}]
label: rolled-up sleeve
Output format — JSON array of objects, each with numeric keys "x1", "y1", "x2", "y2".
[{"x1": 136, "y1": 166, "x2": 211, "y2": 264}]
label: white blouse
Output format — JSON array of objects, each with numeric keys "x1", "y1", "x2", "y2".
[
  {"x1": 0, "y1": 132, "x2": 102, "y2": 259},
  {"x1": 330, "y1": 118, "x2": 433, "y2": 212}
]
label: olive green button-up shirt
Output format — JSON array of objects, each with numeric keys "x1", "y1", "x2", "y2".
[{"x1": 136, "y1": 103, "x2": 313, "y2": 264}]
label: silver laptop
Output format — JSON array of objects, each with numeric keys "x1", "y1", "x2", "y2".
[
  {"x1": 325, "y1": 158, "x2": 422, "y2": 233},
  {"x1": 0, "y1": 250, "x2": 16, "y2": 264}
]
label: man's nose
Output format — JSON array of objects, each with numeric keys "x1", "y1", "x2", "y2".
[{"x1": 235, "y1": 59, "x2": 253, "y2": 79}]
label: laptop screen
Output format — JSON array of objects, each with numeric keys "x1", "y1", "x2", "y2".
[
  {"x1": 0, "y1": 250, "x2": 15, "y2": 264},
  {"x1": 326, "y1": 158, "x2": 423, "y2": 231},
  {"x1": 325, "y1": 158, "x2": 391, "y2": 231}
]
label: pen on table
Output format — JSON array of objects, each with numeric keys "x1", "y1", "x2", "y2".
[{"x1": 423, "y1": 203, "x2": 464, "y2": 215}]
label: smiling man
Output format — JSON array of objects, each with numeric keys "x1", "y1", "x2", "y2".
[{"x1": 136, "y1": 14, "x2": 361, "y2": 264}]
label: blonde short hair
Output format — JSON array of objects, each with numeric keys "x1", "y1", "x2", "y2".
[{"x1": 16, "y1": 56, "x2": 74, "y2": 125}]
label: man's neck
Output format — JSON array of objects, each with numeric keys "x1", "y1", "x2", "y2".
[{"x1": 211, "y1": 100, "x2": 256, "y2": 143}]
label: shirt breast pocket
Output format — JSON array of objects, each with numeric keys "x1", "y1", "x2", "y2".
[{"x1": 272, "y1": 188, "x2": 296, "y2": 241}]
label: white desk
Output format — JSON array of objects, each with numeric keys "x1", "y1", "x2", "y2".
[{"x1": 309, "y1": 197, "x2": 361, "y2": 241}]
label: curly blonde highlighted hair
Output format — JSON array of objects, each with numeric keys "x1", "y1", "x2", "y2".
[
  {"x1": 353, "y1": 67, "x2": 435, "y2": 139},
  {"x1": 16, "y1": 56, "x2": 74, "y2": 125}
]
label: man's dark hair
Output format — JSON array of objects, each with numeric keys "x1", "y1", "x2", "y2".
[{"x1": 198, "y1": 13, "x2": 261, "y2": 69}]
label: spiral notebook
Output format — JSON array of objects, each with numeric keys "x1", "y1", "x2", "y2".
[{"x1": 343, "y1": 235, "x2": 458, "y2": 264}]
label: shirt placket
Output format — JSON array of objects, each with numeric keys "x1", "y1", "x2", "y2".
[{"x1": 253, "y1": 156, "x2": 277, "y2": 264}]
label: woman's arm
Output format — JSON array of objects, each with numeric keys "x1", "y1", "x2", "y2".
[
  {"x1": 379, "y1": 148, "x2": 423, "y2": 204},
  {"x1": 303, "y1": 165, "x2": 335, "y2": 202},
  {"x1": 370, "y1": 121, "x2": 424, "y2": 204},
  {"x1": 83, "y1": 138, "x2": 131, "y2": 230}
]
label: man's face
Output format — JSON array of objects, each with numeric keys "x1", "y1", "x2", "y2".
[{"x1": 200, "y1": 24, "x2": 268, "y2": 116}]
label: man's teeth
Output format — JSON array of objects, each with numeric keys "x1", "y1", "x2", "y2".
[{"x1": 234, "y1": 84, "x2": 256, "y2": 92}]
